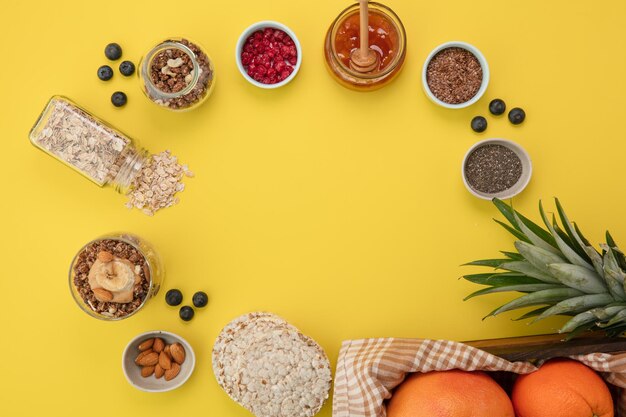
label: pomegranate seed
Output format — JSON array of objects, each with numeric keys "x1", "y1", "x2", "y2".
[
  {"x1": 256, "y1": 65, "x2": 267, "y2": 76},
  {"x1": 274, "y1": 30, "x2": 285, "y2": 41},
  {"x1": 262, "y1": 77, "x2": 271, "y2": 84},
  {"x1": 275, "y1": 60, "x2": 286, "y2": 72},
  {"x1": 241, "y1": 52, "x2": 252, "y2": 65},
  {"x1": 288, "y1": 56, "x2": 297, "y2": 66},
  {"x1": 280, "y1": 70, "x2": 290, "y2": 80},
  {"x1": 267, "y1": 68, "x2": 276, "y2": 77},
  {"x1": 254, "y1": 31, "x2": 263, "y2": 41}
]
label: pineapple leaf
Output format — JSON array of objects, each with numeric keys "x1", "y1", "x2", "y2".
[
  {"x1": 533, "y1": 293, "x2": 614, "y2": 322},
  {"x1": 547, "y1": 263, "x2": 607, "y2": 294},
  {"x1": 560, "y1": 310, "x2": 598, "y2": 333},
  {"x1": 538, "y1": 202, "x2": 594, "y2": 271},
  {"x1": 607, "y1": 231, "x2": 618, "y2": 248},
  {"x1": 554, "y1": 198, "x2": 591, "y2": 262},
  {"x1": 462, "y1": 273, "x2": 545, "y2": 286},
  {"x1": 463, "y1": 259, "x2": 510, "y2": 268},
  {"x1": 602, "y1": 248, "x2": 626, "y2": 300},
  {"x1": 512, "y1": 205, "x2": 557, "y2": 247},
  {"x1": 514, "y1": 241, "x2": 566, "y2": 275},
  {"x1": 492, "y1": 198, "x2": 522, "y2": 231},
  {"x1": 574, "y1": 222, "x2": 592, "y2": 246},
  {"x1": 464, "y1": 284, "x2": 563, "y2": 301},
  {"x1": 501, "y1": 251, "x2": 524, "y2": 261},
  {"x1": 512, "y1": 306, "x2": 551, "y2": 321},
  {"x1": 562, "y1": 322, "x2": 597, "y2": 340},
  {"x1": 494, "y1": 220, "x2": 531, "y2": 243},
  {"x1": 485, "y1": 288, "x2": 585, "y2": 318},
  {"x1": 513, "y1": 211, "x2": 561, "y2": 255},
  {"x1": 499, "y1": 261, "x2": 560, "y2": 283}
]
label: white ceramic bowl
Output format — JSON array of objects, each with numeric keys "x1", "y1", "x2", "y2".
[
  {"x1": 122, "y1": 330, "x2": 195, "y2": 392},
  {"x1": 422, "y1": 41, "x2": 489, "y2": 109},
  {"x1": 235, "y1": 20, "x2": 302, "y2": 89},
  {"x1": 462, "y1": 138, "x2": 532, "y2": 200}
]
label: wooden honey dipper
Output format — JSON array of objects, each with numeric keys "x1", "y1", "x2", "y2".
[{"x1": 349, "y1": 0, "x2": 380, "y2": 73}]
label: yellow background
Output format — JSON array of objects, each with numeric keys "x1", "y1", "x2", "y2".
[{"x1": 1, "y1": 0, "x2": 626, "y2": 415}]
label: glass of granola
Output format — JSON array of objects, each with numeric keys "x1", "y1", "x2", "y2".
[{"x1": 69, "y1": 233, "x2": 163, "y2": 320}]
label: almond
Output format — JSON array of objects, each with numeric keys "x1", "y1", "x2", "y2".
[
  {"x1": 141, "y1": 366, "x2": 155, "y2": 377},
  {"x1": 164, "y1": 362, "x2": 181, "y2": 381},
  {"x1": 164, "y1": 345, "x2": 170, "y2": 355},
  {"x1": 159, "y1": 351, "x2": 172, "y2": 370},
  {"x1": 97, "y1": 251, "x2": 114, "y2": 263},
  {"x1": 154, "y1": 364, "x2": 165, "y2": 379},
  {"x1": 170, "y1": 343, "x2": 186, "y2": 365},
  {"x1": 93, "y1": 287, "x2": 113, "y2": 302},
  {"x1": 135, "y1": 349, "x2": 153, "y2": 365},
  {"x1": 153, "y1": 338, "x2": 165, "y2": 353},
  {"x1": 136, "y1": 351, "x2": 159, "y2": 366},
  {"x1": 138, "y1": 338, "x2": 155, "y2": 351}
]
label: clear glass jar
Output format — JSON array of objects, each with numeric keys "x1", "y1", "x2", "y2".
[
  {"x1": 69, "y1": 233, "x2": 164, "y2": 321},
  {"x1": 138, "y1": 37, "x2": 215, "y2": 111},
  {"x1": 324, "y1": 2, "x2": 406, "y2": 90},
  {"x1": 29, "y1": 96, "x2": 148, "y2": 194}
]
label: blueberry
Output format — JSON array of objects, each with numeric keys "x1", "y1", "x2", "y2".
[
  {"x1": 119, "y1": 60, "x2": 135, "y2": 76},
  {"x1": 508, "y1": 107, "x2": 526, "y2": 125},
  {"x1": 179, "y1": 306, "x2": 194, "y2": 321},
  {"x1": 471, "y1": 116, "x2": 488, "y2": 133},
  {"x1": 489, "y1": 99, "x2": 506, "y2": 116},
  {"x1": 165, "y1": 289, "x2": 183, "y2": 306},
  {"x1": 111, "y1": 91, "x2": 127, "y2": 107},
  {"x1": 192, "y1": 291, "x2": 208, "y2": 308},
  {"x1": 97, "y1": 65, "x2": 113, "y2": 81},
  {"x1": 105, "y1": 43, "x2": 122, "y2": 60}
]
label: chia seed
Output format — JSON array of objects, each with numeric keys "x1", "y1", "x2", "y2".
[
  {"x1": 427, "y1": 47, "x2": 483, "y2": 104},
  {"x1": 465, "y1": 144, "x2": 522, "y2": 194}
]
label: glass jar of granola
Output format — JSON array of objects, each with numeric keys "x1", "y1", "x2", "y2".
[
  {"x1": 138, "y1": 37, "x2": 215, "y2": 111},
  {"x1": 29, "y1": 96, "x2": 148, "y2": 194},
  {"x1": 69, "y1": 233, "x2": 164, "y2": 320}
]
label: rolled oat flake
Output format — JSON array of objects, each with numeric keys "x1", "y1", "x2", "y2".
[
  {"x1": 465, "y1": 144, "x2": 522, "y2": 194},
  {"x1": 29, "y1": 96, "x2": 192, "y2": 215}
]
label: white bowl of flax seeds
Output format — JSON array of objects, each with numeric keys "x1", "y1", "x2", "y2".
[{"x1": 422, "y1": 41, "x2": 489, "y2": 109}]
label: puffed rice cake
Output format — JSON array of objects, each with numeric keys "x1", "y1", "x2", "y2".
[{"x1": 213, "y1": 312, "x2": 332, "y2": 417}]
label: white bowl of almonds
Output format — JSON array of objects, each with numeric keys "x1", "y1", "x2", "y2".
[{"x1": 122, "y1": 330, "x2": 195, "y2": 392}]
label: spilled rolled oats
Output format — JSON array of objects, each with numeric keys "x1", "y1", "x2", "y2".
[
  {"x1": 30, "y1": 96, "x2": 192, "y2": 216},
  {"x1": 213, "y1": 312, "x2": 332, "y2": 417},
  {"x1": 125, "y1": 150, "x2": 194, "y2": 216}
]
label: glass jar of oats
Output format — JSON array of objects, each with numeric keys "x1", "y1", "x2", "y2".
[{"x1": 29, "y1": 96, "x2": 148, "y2": 193}]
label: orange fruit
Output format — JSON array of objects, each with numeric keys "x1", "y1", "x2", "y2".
[
  {"x1": 512, "y1": 358, "x2": 613, "y2": 417},
  {"x1": 386, "y1": 370, "x2": 514, "y2": 417}
]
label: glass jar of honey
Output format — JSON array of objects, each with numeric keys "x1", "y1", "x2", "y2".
[{"x1": 324, "y1": 2, "x2": 406, "y2": 90}]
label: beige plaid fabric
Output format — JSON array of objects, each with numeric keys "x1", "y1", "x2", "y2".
[{"x1": 332, "y1": 338, "x2": 626, "y2": 417}]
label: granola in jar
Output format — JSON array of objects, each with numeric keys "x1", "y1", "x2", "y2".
[
  {"x1": 139, "y1": 38, "x2": 215, "y2": 111},
  {"x1": 70, "y1": 234, "x2": 163, "y2": 320}
]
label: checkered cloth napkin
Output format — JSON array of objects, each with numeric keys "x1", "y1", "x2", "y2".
[{"x1": 332, "y1": 338, "x2": 626, "y2": 417}]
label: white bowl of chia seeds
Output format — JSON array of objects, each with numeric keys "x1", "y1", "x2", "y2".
[
  {"x1": 462, "y1": 138, "x2": 532, "y2": 200},
  {"x1": 422, "y1": 41, "x2": 489, "y2": 109}
]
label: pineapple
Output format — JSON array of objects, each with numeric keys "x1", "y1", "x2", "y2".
[{"x1": 464, "y1": 198, "x2": 626, "y2": 338}]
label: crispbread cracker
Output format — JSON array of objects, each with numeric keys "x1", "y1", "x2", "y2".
[{"x1": 213, "y1": 312, "x2": 332, "y2": 417}]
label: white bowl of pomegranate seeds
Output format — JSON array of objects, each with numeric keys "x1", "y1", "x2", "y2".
[
  {"x1": 422, "y1": 41, "x2": 489, "y2": 109},
  {"x1": 236, "y1": 21, "x2": 302, "y2": 89}
]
